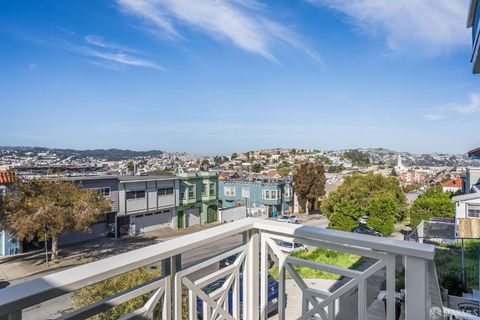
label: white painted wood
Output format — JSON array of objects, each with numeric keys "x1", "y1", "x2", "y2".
[
  {"x1": 405, "y1": 256, "x2": 428, "y2": 320},
  {"x1": 358, "y1": 280, "x2": 367, "y2": 320},
  {"x1": 386, "y1": 253, "x2": 396, "y2": 320},
  {"x1": 260, "y1": 234, "x2": 268, "y2": 320},
  {"x1": 188, "y1": 290, "x2": 197, "y2": 320},
  {"x1": 246, "y1": 231, "x2": 259, "y2": 320}
]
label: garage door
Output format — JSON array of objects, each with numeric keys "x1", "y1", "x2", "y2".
[
  {"x1": 133, "y1": 210, "x2": 172, "y2": 233},
  {"x1": 186, "y1": 208, "x2": 200, "y2": 227}
]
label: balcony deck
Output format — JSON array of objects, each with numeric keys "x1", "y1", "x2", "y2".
[{"x1": 0, "y1": 218, "x2": 439, "y2": 320}]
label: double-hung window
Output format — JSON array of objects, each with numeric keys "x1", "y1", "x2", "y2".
[
  {"x1": 468, "y1": 204, "x2": 480, "y2": 218},
  {"x1": 242, "y1": 188, "x2": 250, "y2": 198},
  {"x1": 158, "y1": 187, "x2": 174, "y2": 196}
]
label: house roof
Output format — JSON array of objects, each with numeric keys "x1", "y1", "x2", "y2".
[
  {"x1": 0, "y1": 171, "x2": 15, "y2": 184},
  {"x1": 467, "y1": 147, "x2": 480, "y2": 158},
  {"x1": 442, "y1": 177, "x2": 462, "y2": 188}
]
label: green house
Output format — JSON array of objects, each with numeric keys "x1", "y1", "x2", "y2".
[{"x1": 176, "y1": 172, "x2": 219, "y2": 229}]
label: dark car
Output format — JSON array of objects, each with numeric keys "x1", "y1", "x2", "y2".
[
  {"x1": 219, "y1": 253, "x2": 274, "y2": 269},
  {"x1": 351, "y1": 224, "x2": 383, "y2": 237},
  {"x1": 197, "y1": 275, "x2": 283, "y2": 319}
]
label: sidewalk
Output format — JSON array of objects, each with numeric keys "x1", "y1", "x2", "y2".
[{"x1": 0, "y1": 223, "x2": 220, "y2": 284}]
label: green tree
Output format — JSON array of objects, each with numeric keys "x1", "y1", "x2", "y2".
[
  {"x1": 365, "y1": 195, "x2": 396, "y2": 236},
  {"x1": 3, "y1": 178, "x2": 110, "y2": 260},
  {"x1": 252, "y1": 163, "x2": 262, "y2": 173},
  {"x1": 293, "y1": 162, "x2": 326, "y2": 212},
  {"x1": 343, "y1": 150, "x2": 371, "y2": 166},
  {"x1": 73, "y1": 268, "x2": 161, "y2": 320},
  {"x1": 231, "y1": 152, "x2": 238, "y2": 159},
  {"x1": 410, "y1": 186, "x2": 455, "y2": 228},
  {"x1": 322, "y1": 173, "x2": 407, "y2": 232},
  {"x1": 127, "y1": 161, "x2": 134, "y2": 172}
]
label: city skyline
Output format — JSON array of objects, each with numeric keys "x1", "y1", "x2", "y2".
[{"x1": 1, "y1": 0, "x2": 479, "y2": 155}]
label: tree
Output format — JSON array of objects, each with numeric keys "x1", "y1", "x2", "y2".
[
  {"x1": 252, "y1": 163, "x2": 262, "y2": 173},
  {"x1": 343, "y1": 149, "x2": 371, "y2": 167},
  {"x1": 127, "y1": 161, "x2": 134, "y2": 173},
  {"x1": 390, "y1": 168, "x2": 397, "y2": 177},
  {"x1": 322, "y1": 173, "x2": 407, "y2": 232},
  {"x1": 410, "y1": 186, "x2": 455, "y2": 228},
  {"x1": 293, "y1": 162, "x2": 326, "y2": 213},
  {"x1": 3, "y1": 177, "x2": 110, "y2": 260},
  {"x1": 231, "y1": 152, "x2": 238, "y2": 159},
  {"x1": 365, "y1": 195, "x2": 396, "y2": 236},
  {"x1": 73, "y1": 268, "x2": 161, "y2": 320}
]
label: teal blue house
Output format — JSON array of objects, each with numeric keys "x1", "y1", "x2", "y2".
[
  {"x1": 468, "y1": 0, "x2": 480, "y2": 73},
  {"x1": 218, "y1": 176, "x2": 293, "y2": 217}
]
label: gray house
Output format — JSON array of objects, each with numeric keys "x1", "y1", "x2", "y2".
[
  {"x1": 117, "y1": 175, "x2": 179, "y2": 235},
  {"x1": 59, "y1": 175, "x2": 119, "y2": 246}
]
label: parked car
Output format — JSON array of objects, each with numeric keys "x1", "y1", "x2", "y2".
[
  {"x1": 219, "y1": 253, "x2": 275, "y2": 269},
  {"x1": 197, "y1": 275, "x2": 283, "y2": 318},
  {"x1": 277, "y1": 241, "x2": 306, "y2": 253},
  {"x1": 277, "y1": 214, "x2": 298, "y2": 224}
]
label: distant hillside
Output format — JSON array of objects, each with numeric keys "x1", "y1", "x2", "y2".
[{"x1": 0, "y1": 146, "x2": 165, "y2": 161}]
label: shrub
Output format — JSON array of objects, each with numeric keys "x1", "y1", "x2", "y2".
[{"x1": 410, "y1": 186, "x2": 454, "y2": 228}]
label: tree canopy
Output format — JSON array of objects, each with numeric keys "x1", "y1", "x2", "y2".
[
  {"x1": 3, "y1": 177, "x2": 110, "y2": 259},
  {"x1": 343, "y1": 150, "x2": 371, "y2": 167},
  {"x1": 292, "y1": 162, "x2": 326, "y2": 212},
  {"x1": 322, "y1": 173, "x2": 406, "y2": 235},
  {"x1": 409, "y1": 186, "x2": 455, "y2": 228}
]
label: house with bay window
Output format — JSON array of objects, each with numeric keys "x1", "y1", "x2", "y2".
[
  {"x1": 219, "y1": 176, "x2": 293, "y2": 217},
  {"x1": 176, "y1": 172, "x2": 219, "y2": 229}
]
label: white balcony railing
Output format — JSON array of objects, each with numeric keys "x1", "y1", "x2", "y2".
[{"x1": 0, "y1": 218, "x2": 438, "y2": 320}]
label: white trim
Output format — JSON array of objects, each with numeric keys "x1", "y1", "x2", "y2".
[
  {"x1": 224, "y1": 186, "x2": 235, "y2": 197},
  {"x1": 241, "y1": 188, "x2": 250, "y2": 198}
]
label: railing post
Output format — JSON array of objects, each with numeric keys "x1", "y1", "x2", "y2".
[
  {"x1": 358, "y1": 280, "x2": 367, "y2": 320},
  {"x1": 386, "y1": 253, "x2": 396, "y2": 320},
  {"x1": 405, "y1": 256, "x2": 428, "y2": 320},
  {"x1": 260, "y1": 233, "x2": 268, "y2": 320},
  {"x1": 245, "y1": 229, "x2": 259, "y2": 320},
  {"x1": 169, "y1": 254, "x2": 182, "y2": 320}
]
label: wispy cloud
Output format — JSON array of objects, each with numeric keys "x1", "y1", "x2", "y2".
[
  {"x1": 423, "y1": 113, "x2": 446, "y2": 121},
  {"x1": 73, "y1": 45, "x2": 164, "y2": 70},
  {"x1": 423, "y1": 92, "x2": 480, "y2": 120},
  {"x1": 116, "y1": 0, "x2": 319, "y2": 62},
  {"x1": 307, "y1": 0, "x2": 469, "y2": 54},
  {"x1": 28, "y1": 63, "x2": 37, "y2": 71},
  {"x1": 85, "y1": 35, "x2": 140, "y2": 54},
  {"x1": 454, "y1": 93, "x2": 480, "y2": 114}
]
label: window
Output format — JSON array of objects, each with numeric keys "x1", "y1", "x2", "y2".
[
  {"x1": 158, "y1": 187, "x2": 174, "y2": 196},
  {"x1": 224, "y1": 187, "x2": 236, "y2": 196},
  {"x1": 202, "y1": 183, "x2": 208, "y2": 197},
  {"x1": 145, "y1": 213, "x2": 153, "y2": 216},
  {"x1": 284, "y1": 188, "x2": 291, "y2": 197},
  {"x1": 126, "y1": 190, "x2": 146, "y2": 200},
  {"x1": 180, "y1": 187, "x2": 186, "y2": 200},
  {"x1": 188, "y1": 186, "x2": 195, "y2": 199},
  {"x1": 210, "y1": 182, "x2": 216, "y2": 196},
  {"x1": 91, "y1": 187, "x2": 111, "y2": 197},
  {"x1": 263, "y1": 190, "x2": 280, "y2": 200},
  {"x1": 468, "y1": 204, "x2": 480, "y2": 218},
  {"x1": 242, "y1": 188, "x2": 250, "y2": 198}
]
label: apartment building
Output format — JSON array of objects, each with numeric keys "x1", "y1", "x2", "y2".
[
  {"x1": 176, "y1": 172, "x2": 219, "y2": 228},
  {"x1": 219, "y1": 176, "x2": 293, "y2": 217},
  {"x1": 117, "y1": 175, "x2": 179, "y2": 235}
]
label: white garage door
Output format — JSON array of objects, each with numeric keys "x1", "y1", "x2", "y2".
[
  {"x1": 133, "y1": 210, "x2": 172, "y2": 233},
  {"x1": 186, "y1": 208, "x2": 200, "y2": 227}
]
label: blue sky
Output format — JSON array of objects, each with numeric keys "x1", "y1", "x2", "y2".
[{"x1": 0, "y1": 0, "x2": 479, "y2": 155}]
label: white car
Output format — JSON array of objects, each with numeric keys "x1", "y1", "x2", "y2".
[
  {"x1": 277, "y1": 215, "x2": 298, "y2": 224},
  {"x1": 277, "y1": 241, "x2": 306, "y2": 253}
]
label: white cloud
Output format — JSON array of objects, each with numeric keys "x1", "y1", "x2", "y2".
[
  {"x1": 85, "y1": 35, "x2": 140, "y2": 53},
  {"x1": 307, "y1": 0, "x2": 469, "y2": 53},
  {"x1": 423, "y1": 92, "x2": 480, "y2": 120},
  {"x1": 424, "y1": 114, "x2": 445, "y2": 121},
  {"x1": 454, "y1": 93, "x2": 480, "y2": 114},
  {"x1": 77, "y1": 46, "x2": 164, "y2": 70},
  {"x1": 117, "y1": 0, "x2": 319, "y2": 62}
]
